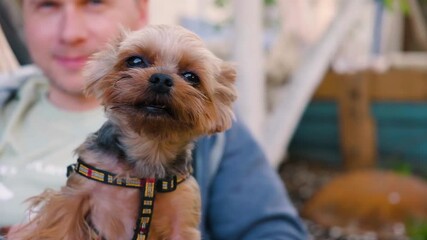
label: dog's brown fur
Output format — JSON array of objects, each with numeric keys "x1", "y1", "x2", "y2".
[{"x1": 8, "y1": 25, "x2": 237, "y2": 240}]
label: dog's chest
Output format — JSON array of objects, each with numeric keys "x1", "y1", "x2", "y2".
[
  {"x1": 87, "y1": 177, "x2": 200, "y2": 240},
  {"x1": 89, "y1": 183, "x2": 140, "y2": 239}
]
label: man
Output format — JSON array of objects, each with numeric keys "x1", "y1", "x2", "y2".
[{"x1": 0, "y1": 0, "x2": 307, "y2": 239}]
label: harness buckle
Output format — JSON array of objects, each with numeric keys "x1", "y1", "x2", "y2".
[{"x1": 66, "y1": 163, "x2": 76, "y2": 177}]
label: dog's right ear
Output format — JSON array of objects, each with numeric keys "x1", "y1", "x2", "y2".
[
  {"x1": 84, "y1": 29, "x2": 129, "y2": 99},
  {"x1": 210, "y1": 62, "x2": 238, "y2": 134}
]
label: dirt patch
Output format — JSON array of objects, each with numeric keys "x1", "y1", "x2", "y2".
[{"x1": 279, "y1": 159, "x2": 411, "y2": 240}]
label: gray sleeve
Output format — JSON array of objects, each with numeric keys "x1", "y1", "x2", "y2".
[{"x1": 206, "y1": 120, "x2": 308, "y2": 240}]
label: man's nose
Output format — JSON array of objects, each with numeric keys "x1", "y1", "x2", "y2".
[{"x1": 59, "y1": 5, "x2": 87, "y2": 45}]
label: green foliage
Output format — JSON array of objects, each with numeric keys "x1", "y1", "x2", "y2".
[
  {"x1": 382, "y1": 0, "x2": 427, "y2": 14},
  {"x1": 214, "y1": 0, "x2": 227, "y2": 8},
  {"x1": 263, "y1": 0, "x2": 276, "y2": 6},
  {"x1": 386, "y1": 159, "x2": 427, "y2": 179},
  {"x1": 214, "y1": 0, "x2": 276, "y2": 8},
  {"x1": 391, "y1": 161, "x2": 412, "y2": 176},
  {"x1": 406, "y1": 219, "x2": 427, "y2": 240},
  {"x1": 382, "y1": 0, "x2": 410, "y2": 14}
]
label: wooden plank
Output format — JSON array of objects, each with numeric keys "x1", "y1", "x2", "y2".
[
  {"x1": 338, "y1": 73, "x2": 377, "y2": 170},
  {"x1": 369, "y1": 69, "x2": 427, "y2": 100},
  {"x1": 315, "y1": 69, "x2": 427, "y2": 101},
  {"x1": 314, "y1": 71, "x2": 342, "y2": 100},
  {"x1": 233, "y1": 0, "x2": 265, "y2": 140},
  {"x1": 292, "y1": 124, "x2": 339, "y2": 148},
  {"x1": 372, "y1": 103, "x2": 427, "y2": 122}
]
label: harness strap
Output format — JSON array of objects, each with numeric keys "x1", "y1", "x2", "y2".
[
  {"x1": 132, "y1": 178, "x2": 155, "y2": 240},
  {"x1": 66, "y1": 158, "x2": 187, "y2": 239}
]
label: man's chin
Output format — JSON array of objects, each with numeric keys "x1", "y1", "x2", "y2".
[{"x1": 48, "y1": 78, "x2": 86, "y2": 96}]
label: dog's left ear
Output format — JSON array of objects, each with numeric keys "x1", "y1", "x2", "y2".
[
  {"x1": 84, "y1": 29, "x2": 129, "y2": 99},
  {"x1": 211, "y1": 62, "x2": 238, "y2": 133}
]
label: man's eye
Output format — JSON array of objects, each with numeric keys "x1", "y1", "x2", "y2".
[
  {"x1": 125, "y1": 56, "x2": 149, "y2": 68},
  {"x1": 182, "y1": 72, "x2": 200, "y2": 85},
  {"x1": 37, "y1": 0, "x2": 59, "y2": 9},
  {"x1": 87, "y1": 0, "x2": 104, "y2": 5}
]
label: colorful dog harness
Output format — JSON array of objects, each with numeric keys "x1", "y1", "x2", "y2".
[{"x1": 67, "y1": 158, "x2": 187, "y2": 240}]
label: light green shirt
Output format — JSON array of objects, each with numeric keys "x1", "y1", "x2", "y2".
[{"x1": 0, "y1": 73, "x2": 105, "y2": 226}]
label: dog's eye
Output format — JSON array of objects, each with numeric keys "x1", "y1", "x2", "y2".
[
  {"x1": 182, "y1": 72, "x2": 200, "y2": 85},
  {"x1": 126, "y1": 56, "x2": 149, "y2": 68}
]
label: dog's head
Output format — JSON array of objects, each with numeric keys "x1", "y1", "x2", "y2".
[{"x1": 84, "y1": 25, "x2": 237, "y2": 139}]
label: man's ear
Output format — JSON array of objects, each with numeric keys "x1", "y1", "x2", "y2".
[{"x1": 84, "y1": 29, "x2": 128, "y2": 99}]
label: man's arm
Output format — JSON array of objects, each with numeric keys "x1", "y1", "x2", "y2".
[{"x1": 206, "y1": 120, "x2": 308, "y2": 239}]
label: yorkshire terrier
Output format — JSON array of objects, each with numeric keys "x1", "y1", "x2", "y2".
[{"x1": 8, "y1": 25, "x2": 237, "y2": 240}]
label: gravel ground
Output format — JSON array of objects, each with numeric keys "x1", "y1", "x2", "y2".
[{"x1": 279, "y1": 159, "x2": 409, "y2": 240}]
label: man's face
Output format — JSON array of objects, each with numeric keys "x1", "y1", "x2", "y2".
[{"x1": 22, "y1": 0, "x2": 148, "y2": 97}]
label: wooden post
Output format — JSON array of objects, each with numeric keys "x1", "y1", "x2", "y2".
[
  {"x1": 338, "y1": 72, "x2": 377, "y2": 170},
  {"x1": 232, "y1": 0, "x2": 265, "y2": 141}
]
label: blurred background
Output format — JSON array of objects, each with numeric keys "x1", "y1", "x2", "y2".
[{"x1": 2, "y1": 0, "x2": 427, "y2": 239}]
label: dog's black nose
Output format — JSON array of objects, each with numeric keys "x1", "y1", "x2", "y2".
[{"x1": 149, "y1": 73, "x2": 174, "y2": 94}]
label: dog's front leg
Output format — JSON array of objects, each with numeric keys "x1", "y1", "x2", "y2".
[{"x1": 150, "y1": 177, "x2": 201, "y2": 240}]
